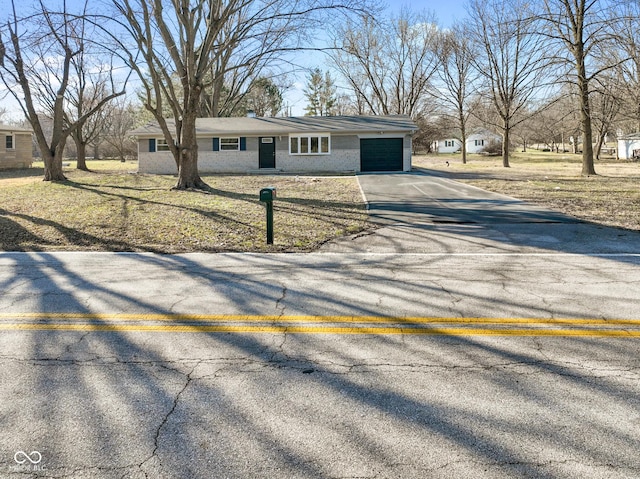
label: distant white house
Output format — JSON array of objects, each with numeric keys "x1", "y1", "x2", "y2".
[
  {"x1": 617, "y1": 133, "x2": 640, "y2": 160},
  {"x1": 434, "y1": 137, "x2": 463, "y2": 154},
  {"x1": 434, "y1": 129, "x2": 501, "y2": 154},
  {"x1": 466, "y1": 129, "x2": 502, "y2": 154}
]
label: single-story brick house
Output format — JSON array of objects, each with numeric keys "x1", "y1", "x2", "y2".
[
  {"x1": 131, "y1": 115, "x2": 417, "y2": 174},
  {"x1": 0, "y1": 124, "x2": 33, "y2": 170}
]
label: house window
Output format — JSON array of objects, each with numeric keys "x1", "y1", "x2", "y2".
[
  {"x1": 5, "y1": 134, "x2": 14, "y2": 150},
  {"x1": 474, "y1": 139, "x2": 485, "y2": 147},
  {"x1": 445, "y1": 140, "x2": 454, "y2": 147},
  {"x1": 289, "y1": 134, "x2": 330, "y2": 155},
  {"x1": 213, "y1": 137, "x2": 246, "y2": 151},
  {"x1": 157, "y1": 138, "x2": 170, "y2": 151},
  {"x1": 321, "y1": 136, "x2": 329, "y2": 152},
  {"x1": 220, "y1": 137, "x2": 240, "y2": 151}
]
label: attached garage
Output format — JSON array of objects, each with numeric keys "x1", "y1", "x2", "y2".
[{"x1": 360, "y1": 138, "x2": 404, "y2": 172}]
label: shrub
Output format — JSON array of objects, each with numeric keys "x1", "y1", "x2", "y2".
[{"x1": 482, "y1": 139, "x2": 503, "y2": 156}]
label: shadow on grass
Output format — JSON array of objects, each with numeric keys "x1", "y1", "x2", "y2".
[
  {"x1": 0, "y1": 176, "x2": 369, "y2": 253},
  {"x1": 0, "y1": 167, "x2": 46, "y2": 179},
  {"x1": 59, "y1": 179, "x2": 368, "y2": 250},
  {"x1": 0, "y1": 207, "x2": 165, "y2": 253}
]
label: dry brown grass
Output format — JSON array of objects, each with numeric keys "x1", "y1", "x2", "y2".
[
  {"x1": 413, "y1": 151, "x2": 640, "y2": 231},
  {"x1": 0, "y1": 161, "x2": 368, "y2": 253}
]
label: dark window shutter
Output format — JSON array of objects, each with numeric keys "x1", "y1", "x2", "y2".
[
  {"x1": 240, "y1": 137, "x2": 246, "y2": 151},
  {"x1": 213, "y1": 138, "x2": 219, "y2": 151},
  {"x1": 149, "y1": 138, "x2": 156, "y2": 153}
]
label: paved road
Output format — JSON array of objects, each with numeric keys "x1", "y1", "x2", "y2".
[{"x1": 1, "y1": 172, "x2": 640, "y2": 478}]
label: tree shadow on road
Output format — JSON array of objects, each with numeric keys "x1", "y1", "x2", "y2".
[{"x1": 1, "y1": 251, "x2": 640, "y2": 477}]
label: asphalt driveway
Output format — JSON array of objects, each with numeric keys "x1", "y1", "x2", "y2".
[{"x1": 322, "y1": 171, "x2": 640, "y2": 254}]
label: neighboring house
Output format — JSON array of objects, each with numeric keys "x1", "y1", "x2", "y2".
[
  {"x1": 131, "y1": 115, "x2": 417, "y2": 174},
  {"x1": 433, "y1": 129, "x2": 501, "y2": 155},
  {"x1": 434, "y1": 137, "x2": 463, "y2": 154},
  {"x1": 0, "y1": 125, "x2": 33, "y2": 170},
  {"x1": 617, "y1": 133, "x2": 640, "y2": 160},
  {"x1": 466, "y1": 129, "x2": 502, "y2": 154}
]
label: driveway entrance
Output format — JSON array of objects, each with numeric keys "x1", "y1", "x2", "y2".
[
  {"x1": 322, "y1": 171, "x2": 640, "y2": 255},
  {"x1": 359, "y1": 172, "x2": 576, "y2": 225}
]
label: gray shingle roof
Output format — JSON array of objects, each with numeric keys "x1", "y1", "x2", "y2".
[{"x1": 130, "y1": 115, "x2": 417, "y2": 137}]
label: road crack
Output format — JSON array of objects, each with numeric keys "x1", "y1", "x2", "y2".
[
  {"x1": 275, "y1": 283, "x2": 288, "y2": 317},
  {"x1": 140, "y1": 361, "x2": 201, "y2": 476}
]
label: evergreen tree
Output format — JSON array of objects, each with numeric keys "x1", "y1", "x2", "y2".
[{"x1": 304, "y1": 68, "x2": 337, "y2": 116}]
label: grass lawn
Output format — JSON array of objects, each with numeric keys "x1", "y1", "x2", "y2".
[
  {"x1": 413, "y1": 150, "x2": 640, "y2": 231},
  {"x1": 0, "y1": 161, "x2": 369, "y2": 253}
]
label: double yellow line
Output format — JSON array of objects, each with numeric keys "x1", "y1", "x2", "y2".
[{"x1": 0, "y1": 313, "x2": 639, "y2": 337}]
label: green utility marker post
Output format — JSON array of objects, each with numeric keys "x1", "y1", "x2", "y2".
[{"x1": 259, "y1": 187, "x2": 277, "y2": 245}]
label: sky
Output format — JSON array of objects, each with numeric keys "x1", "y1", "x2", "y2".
[
  {"x1": 0, "y1": 0, "x2": 469, "y2": 121},
  {"x1": 285, "y1": 0, "x2": 469, "y2": 115},
  {"x1": 411, "y1": 0, "x2": 468, "y2": 27}
]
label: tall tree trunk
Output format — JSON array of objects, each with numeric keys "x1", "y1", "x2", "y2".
[
  {"x1": 594, "y1": 133, "x2": 605, "y2": 161},
  {"x1": 76, "y1": 141, "x2": 88, "y2": 171},
  {"x1": 502, "y1": 118, "x2": 510, "y2": 168},
  {"x1": 173, "y1": 110, "x2": 208, "y2": 190},
  {"x1": 460, "y1": 111, "x2": 467, "y2": 164},
  {"x1": 42, "y1": 145, "x2": 67, "y2": 181},
  {"x1": 577, "y1": 67, "x2": 596, "y2": 175}
]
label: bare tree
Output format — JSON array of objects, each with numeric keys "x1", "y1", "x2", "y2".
[
  {"x1": 537, "y1": 0, "x2": 616, "y2": 175},
  {"x1": 467, "y1": 0, "x2": 549, "y2": 167},
  {"x1": 110, "y1": 0, "x2": 372, "y2": 190},
  {"x1": 590, "y1": 74, "x2": 621, "y2": 159},
  {"x1": 66, "y1": 39, "x2": 122, "y2": 170},
  {"x1": 0, "y1": 1, "x2": 126, "y2": 181},
  {"x1": 610, "y1": 1, "x2": 640, "y2": 133},
  {"x1": 103, "y1": 97, "x2": 138, "y2": 162},
  {"x1": 434, "y1": 23, "x2": 478, "y2": 164},
  {"x1": 331, "y1": 7, "x2": 439, "y2": 118}
]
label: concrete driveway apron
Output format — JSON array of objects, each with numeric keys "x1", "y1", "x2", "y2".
[{"x1": 321, "y1": 171, "x2": 640, "y2": 254}]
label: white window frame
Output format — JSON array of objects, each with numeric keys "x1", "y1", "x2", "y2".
[
  {"x1": 5, "y1": 134, "x2": 14, "y2": 150},
  {"x1": 289, "y1": 134, "x2": 331, "y2": 155},
  {"x1": 156, "y1": 138, "x2": 170, "y2": 151},
  {"x1": 220, "y1": 137, "x2": 240, "y2": 151}
]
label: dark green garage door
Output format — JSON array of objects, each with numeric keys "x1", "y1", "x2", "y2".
[{"x1": 360, "y1": 138, "x2": 404, "y2": 172}]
